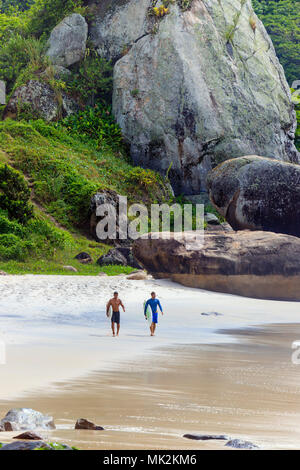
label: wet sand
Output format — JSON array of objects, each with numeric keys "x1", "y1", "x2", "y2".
[{"x1": 1, "y1": 323, "x2": 300, "y2": 450}]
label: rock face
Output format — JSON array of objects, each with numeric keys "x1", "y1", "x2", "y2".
[
  {"x1": 89, "y1": 0, "x2": 150, "y2": 61},
  {"x1": 133, "y1": 230, "x2": 300, "y2": 301},
  {"x1": 46, "y1": 13, "x2": 88, "y2": 67},
  {"x1": 4, "y1": 80, "x2": 78, "y2": 122},
  {"x1": 207, "y1": 155, "x2": 300, "y2": 238},
  {"x1": 0, "y1": 409, "x2": 55, "y2": 431},
  {"x1": 105, "y1": 0, "x2": 299, "y2": 195}
]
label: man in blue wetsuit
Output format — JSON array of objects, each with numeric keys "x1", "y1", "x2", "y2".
[{"x1": 144, "y1": 292, "x2": 163, "y2": 336}]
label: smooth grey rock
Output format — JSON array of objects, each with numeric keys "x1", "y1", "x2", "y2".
[
  {"x1": 0, "y1": 440, "x2": 51, "y2": 450},
  {"x1": 62, "y1": 265, "x2": 78, "y2": 272},
  {"x1": 205, "y1": 213, "x2": 220, "y2": 225},
  {"x1": 0, "y1": 408, "x2": 55, "y2": 431},
  {"x1": 207, "y1": 155, "x2": 300, "y2": 238},
  {"x1": 126, "y1": 271, "x2": 148, "y2": 280},
  {"x1": 46, "y1": 14, "x2": 88, "y2": 67},
  {"x1": 183, "y1": 433, "x2": 229, "y2": 440},
  {"x1": 4, "y1": 80, "x2": 78, "y2": 122},
  {"x1": 133, "y1": 230, "x2": 300, "y2": 301},
  {"x1": 225, "y1": 439, "x2": 259, "y2": 449},
  {"x1": 111, "y1": 0, "x2": 298, "y2": 195}
]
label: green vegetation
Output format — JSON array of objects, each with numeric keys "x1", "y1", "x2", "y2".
[
  {"x1": 253, "y1": 0, "x2": 300, "y2": 85},
  {"x1": 0, "y1": 117, "x2": 167, "y2": 272},
  {"x1": 0, "y1": 0, "x2": 298, "y2": 274}
]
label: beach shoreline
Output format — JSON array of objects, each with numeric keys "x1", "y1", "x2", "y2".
[{"x1": 1, "y1": 275, "x2": 300, "y2": 449}]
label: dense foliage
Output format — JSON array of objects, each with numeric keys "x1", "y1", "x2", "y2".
[{"x1": 253, "y1": 0, "x2": 300, "y2": 85}]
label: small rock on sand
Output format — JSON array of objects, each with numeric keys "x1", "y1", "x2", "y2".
[
  {"x1": 0, "y1": 271, "x2": 7, "y2": 276},
  {"x1": 13, "y1": 431, "x2": 43, "y2": 440},
  {"x1": 201, "y1": 312, "x2": 223, "y2": 316},
  {"x1": 98, "y1": 272, "x2": 108, "y2": 277},
  {"x1": 225, "y1": 439, "x2": 259, "y2": 449},
  {"x1": 75, "y1": 418, "x2": 104, "y2": 430},
  {"x1": 126, "y1": 271, "x2": 148, "y2": 280},
  {"x1": 183, "y1": 433, "x2": 229, "y2": 441}
]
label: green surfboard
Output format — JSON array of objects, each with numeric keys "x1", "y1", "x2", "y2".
[{"x1": 143, "y1": 301, "x2": 152, "y2": 326}]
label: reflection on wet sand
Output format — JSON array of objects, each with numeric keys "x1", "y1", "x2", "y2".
[{"x1": 1, "y1": 323, "x2": 300, "y2": 450}]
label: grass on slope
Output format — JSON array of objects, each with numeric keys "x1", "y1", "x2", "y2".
[{"x1": 0, "y1": 119, "x2": 167, "y2": 274}]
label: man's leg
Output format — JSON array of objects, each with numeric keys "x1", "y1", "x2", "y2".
[
  {"x1": 111, "y1": 321, "x2": 115, "y2": 336},
  {"x1": 152, "y1": 323, "x2": 157, "y2": 335},
  {"x1": 116, "y1": 322, "x2": 120, "y2": 336}
]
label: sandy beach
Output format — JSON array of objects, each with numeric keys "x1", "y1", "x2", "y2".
[{"x1": 1, "y1": 275, "x2": 300, "y2": 449}]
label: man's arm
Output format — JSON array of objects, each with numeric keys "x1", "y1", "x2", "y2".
[
  {"x1": 158, "y1": 299, "x2": 163, "y2": 314},
  {"x1": 106, "y1": 300, "x2": 111, "y2": 316},
  {"x1": 120, "y1": 300, "x2": 125, "y2": 312}
]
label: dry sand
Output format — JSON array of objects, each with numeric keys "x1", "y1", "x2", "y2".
[{"x1": 0, "y1": 275, "x2": 300, "y2": 449}]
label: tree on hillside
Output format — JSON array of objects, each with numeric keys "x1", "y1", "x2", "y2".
[{"x1": 253, "y1": 0, "x2": 300, "y2": 85}]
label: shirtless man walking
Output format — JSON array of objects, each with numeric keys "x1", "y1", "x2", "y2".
[{"x1": 106, "y1": 291, "x2": 125, "y2": 337}]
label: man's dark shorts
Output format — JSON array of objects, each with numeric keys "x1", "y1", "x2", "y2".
[{"x1": 112, "y1": 311, "x2": 120, "y2": 324}]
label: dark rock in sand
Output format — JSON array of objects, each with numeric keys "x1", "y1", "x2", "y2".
[
  {"x1": 0, "y1": 408, "x2": 55, "y2": 431},
  {"x1": 225, "y1": 439, "x2": 259, "y2": 449},
  {"x1": 13, "y1": 431, "x2": 43, "y2": 440},
  {"x1": 133, "y1": 230, "x2": 300, "y2": 301},
  {"x1": 75, "y1": 418, "x2": 104, "y2": 431},
  {"x1": 207, "y1": 155, "x2": 300, "y2": 238},
  {"x1": 184, "y1": 433, "x2": 229, "y2": 441},
  {"x1": 201, "y1": 312, "x2": 223, "y2": 317},
  {"x1": 74, "y1": 252, "x2": 92, "y2": 264},
  {"x1": 0, "y1": 440, "x2": 51, "y2": 450}
]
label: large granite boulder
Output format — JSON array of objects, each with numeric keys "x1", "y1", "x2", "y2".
[
  {"x1": 0, "y1": 408, "x2": 55, "y2": 431},
  {"x1": 89, "y1": 0, "x2": 150, "y2": 61},
  {"x1": 133, "y1": 230, "x2": 300, "y2": 301},
  {"x1": 46, "y1": 13, "x2": 88, "y2": 67},
  {"x1": 106, "y1": 0, "x2": 299, "y2": 195},
  {"x1": 4, "y1": 80, "x2": 78, "y2": 122},
  {"x1": 207, "y1": 155, "x2": 300, "y2": 237}
]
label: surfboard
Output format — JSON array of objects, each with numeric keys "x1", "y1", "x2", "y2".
[
  {"x1": 107, "y1": 304, "x2": 112, "y2": 320},
  {"x1": 143, "y1": 301, "x2": 152, "y2": 327}
]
